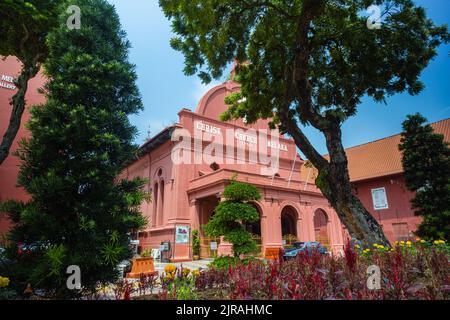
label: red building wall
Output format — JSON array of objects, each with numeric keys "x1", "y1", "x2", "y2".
[
  {"x1": 0, "y1": 57, "x2": 46, "y2": 236},
  {"x1": 353, "y1": 174, "x2": 421, "y2": 243}
]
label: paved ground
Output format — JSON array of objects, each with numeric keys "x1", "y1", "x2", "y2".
[
  {"x1": 153, "y1": 259, "x2": 212, "y2": 273},
  {"x1": 98, "y1": 259, "x2": 213, "y2": 299}
]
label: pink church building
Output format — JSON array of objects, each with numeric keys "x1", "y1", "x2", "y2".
[
  {"x1": 122, "y1": 80, "x2": 347, "y2": 261},
  {"x1": 2, "y1": 56, "x2": 449, "y2": 262}
]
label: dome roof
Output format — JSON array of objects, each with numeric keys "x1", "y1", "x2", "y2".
[{"x1": 194, "y1": 80, "x2": 274, "y2": 131}]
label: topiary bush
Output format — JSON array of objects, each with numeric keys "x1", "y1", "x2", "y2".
[{"x1": 204, "y1": 177, "x2": 261, "y2": 258}]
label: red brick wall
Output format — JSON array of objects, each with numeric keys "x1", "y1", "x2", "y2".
[
  {"x1": 0, "y1": 56, "x2": 46, "y2": 236},
  {"x1": 353, "y1": 174, "x2": 421, "y2": 243}
]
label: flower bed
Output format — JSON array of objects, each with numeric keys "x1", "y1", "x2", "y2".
[
  {"x1": 167, "y1": 240, "x2": 449, "y2": 300},
  {"x1": 5, "y1": 240, "x2": 446, "y2": 300}
]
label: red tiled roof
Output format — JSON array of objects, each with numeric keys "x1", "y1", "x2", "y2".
[
  {"x1": 300, "y1": 118, "x2": 450, "y2": 183},
  {"x1": 346, "y1": 118, "x2": 450, "y2": 182}
]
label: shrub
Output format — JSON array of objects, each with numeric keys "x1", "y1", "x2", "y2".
[
  {"x1": 195, "y1": 240, "x2": 450, "y2": 300},
  {"x1": 204, "y1": 177, "x2": 261, "y2": 257},
  {"x1": 192, "y1": 230, "x2": 201, "y2": 257}
]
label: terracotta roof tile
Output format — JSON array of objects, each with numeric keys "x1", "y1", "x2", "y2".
[
  {"x1": 300, "y1": 118, "x2": 450, "y2": 183},
  {"x1": 346, "y1": 118, "x2": 450, "y2": 181}
]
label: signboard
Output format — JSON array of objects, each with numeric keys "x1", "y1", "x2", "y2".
[
  {"x1": 175, "y1": 226, "x2": 190, "y2": 244},
  {"x1": 195, "y1": 121, "x2": 222, "y2": 135},
  {"x1": 196, "y1": 120, "x2": 288, "y2": 152},
  {"x1": 0, "y1": 74, "x2": 16, "y2": 90},
  {"x1": 371, "y1": 187, "x2": 389, "y2": 210},
  {"x1": 130, "y1": 239, "x2": 140, "y2": 245},
  {"x1": 210, "y1": 241, "x2": 218, "y2": 251}
]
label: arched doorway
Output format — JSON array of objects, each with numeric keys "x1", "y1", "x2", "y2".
[
  {"x1": 197, "y1": 196, "x2": 220, "y2": 258},
  {"x1": 314, "y1": 209, "x2": 330, "y2": 249},
  {"x1": 245, "y1": 203, "x2": 262, "y2": 236},
  {"x1": 245, "y1": 203, "x2": 262, "y2": 253},
  {"x1": 281, "y1": 206, "x2": 299, "y2": 245}
]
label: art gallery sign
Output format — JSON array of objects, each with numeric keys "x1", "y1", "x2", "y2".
[{"x1": 0, "y1": 74, "x2": 16, "y2": 90}]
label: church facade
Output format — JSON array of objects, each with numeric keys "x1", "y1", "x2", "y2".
[
  {"x1": 122, "y1": 80, "x2": 347, "y2": 261},
  {"x1": 3, "y1": 56, "x2": 448, "y2": 262}
]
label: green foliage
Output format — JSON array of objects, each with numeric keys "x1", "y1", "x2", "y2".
[
  {"x1": 192, "y1": 230, "x2": 201, "y2": 256},
  {"x1": 160, "y1": 0, "x2": 449, "y2": 246},
  {"x1": 141, "y1": 249, "x2": 151, "y2": 258},
  {"x1": 0, "y1": 0, "x2": 59, "y2": 64},
  {"x1": 160, "y1": 0, "x2": 448, "y2": 124},
  {"x1": 209, "y1": 255, "x2": 258, "y2": 270},
  {"x1": 0, "y1": 1, "x2": 61, "y2": 166},
  {"x1": 222, "y1": 181, "x2": 261, "y2": 202},
  {"x1": 209, "y1": 256, "x2": 240, "y2": 270},
  {"x1": 1, "y1": 0, "x2": 147, "y2": 299},
  {"x1": 168, "y1": 277, "x2": 199, "y2": 300},
  {"x1": 204, "y1": 179, "x2": 260, "y2": 257},
  {"x1": 399, "y1": 114, "x2": 450, "y2": 241}
]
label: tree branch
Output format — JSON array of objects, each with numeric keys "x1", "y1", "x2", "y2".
[
  {"x1": 292, "y1": 0, "x2": 327, "y2": 131},
  {"x1": 236, "y1": 0, "x2": 299, "y2": 19},
  {"x1": 279, "y1": 62, "x2": 329, "y2": 171},
  {"x1": 0, "y1": 62, "x2": 39, "y2": 165}
]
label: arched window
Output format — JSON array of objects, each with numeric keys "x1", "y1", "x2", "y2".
[
  {"x1": 152, "y1": 183, "x2": 158, "y2": 227},
  {"x1": 281, "y1": 206, "x2": 298, "y2": 238},
  {"x1": 158, "y1": 180, "x2": 165, "y2": 226}
]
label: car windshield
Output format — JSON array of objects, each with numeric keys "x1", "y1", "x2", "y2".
[{"x1": 293, "y1": 242, "x2": 305, "y2": 248}]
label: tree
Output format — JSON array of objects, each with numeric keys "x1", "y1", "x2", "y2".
[
  {"x1": 204, "y1": 178, "x2": 261, "y2": 257},
  {"x1": 1, "y1": 0, "x2": 148, "y2": 298},
  {"x1": 0, "y1": 0, "x2": 60, "y2": 165},
  {"x1": 399, "y1": 114, "x2": 450, "y2": 241},
  {"x1": 159, "y1": 0, "x2": 449, "y2": 247}
]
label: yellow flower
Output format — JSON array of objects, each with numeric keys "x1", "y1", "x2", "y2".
[
  {"x1": 164, "y1": 273, "x2": 174, "y2": 282},
  {"x1": 355, "y1": 244, "x2": 360, "y2": 249},
  {"x1": 0, "y1": 276, "x2": 10, "y2": 288},
  {"x1": 420, "y1": 240, "x2": 426, "y2": 244},
  {"x1": 191, "y1": 270, "x2": 200, "y2": 278},
  {"x1": 378, "y1": 245, "x2": 385, "y2": 249},
  {"x1": 164, "y1": 264, "x2": 176, "y2": 274},
  {"x1": 182, "y1": 267, "x2": 190, "y2": 277},
  {"x1": 373, "y1": 244, "x2": 378, "y2": 248},
  {"x1": 406, "y1": 241, "x2": 412, "y2": 246}
]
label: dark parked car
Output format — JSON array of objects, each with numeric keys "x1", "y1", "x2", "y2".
[{"x1": 283, "y1": 241, "x2": 328, "y2": 259}]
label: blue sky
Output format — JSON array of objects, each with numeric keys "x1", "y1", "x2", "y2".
[{"x1": 108, "y1": 0, "x2": 450, "y2": 155}]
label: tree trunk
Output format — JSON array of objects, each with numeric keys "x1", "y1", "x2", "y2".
[
  {"x1": 0, "y1": 63, "x2": 39, "y2": 166},
  {"x1": 319, "y1": 123, "x2": 390, "y2": 248},
  {"x1": 275, "y1": 0, "x2": 390, "y2": 248},
  {"x1": 281, "y1": 110, "x2": 390, "y2": 248}
]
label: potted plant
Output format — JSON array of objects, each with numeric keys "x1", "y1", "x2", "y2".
[{"x1": 192, "y1": 230, "x2": 200, "y2": 260}]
